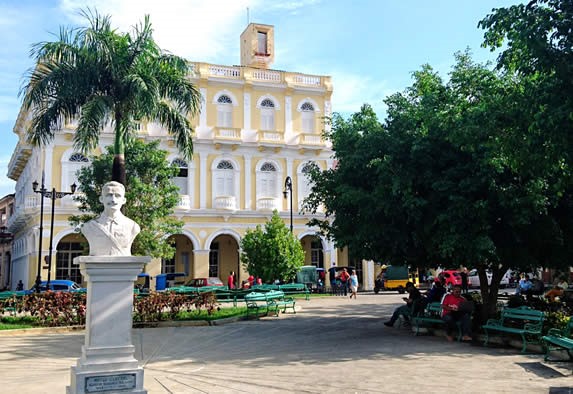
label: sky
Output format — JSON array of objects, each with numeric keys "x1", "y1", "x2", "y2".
[{"x1": 0, "y1": 0, "x2": 524, "y2": 197}]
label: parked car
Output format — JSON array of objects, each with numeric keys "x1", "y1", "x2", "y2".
[
  {"x1": 468, "y1": 269, "x2": 510, "y2": 288},
  {"x1": 21, "y1": 280, "x2": 84, "y2": 294},
  {"x1": 435, "y1": 270, "x2": 463, "y2": 289},
  {"x1": 184, "y1": 277, "x2": 224, "y2": 287}
]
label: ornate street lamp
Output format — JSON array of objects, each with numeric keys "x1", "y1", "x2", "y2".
[
  {"x1": 33, "y1": 175, "x2": 76, "y2": 291},
  {"x1": 283, "y1": 176, "x2": 293, "y2": 233}
]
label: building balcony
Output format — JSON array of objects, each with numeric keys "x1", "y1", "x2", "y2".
[
  {"x1": 176, "y1": 195, "x2": 191, "y2": 210},
  {"x1": 256, "y1": 197, "x2": 280, "y2": 211},
  {"x1": 257, "y1": 130, "x2": 284, "y2": 145},
  {"x1": 213, "y1": 127, "x2": 242, "y2": 142},
  {"x1": 298, "y1": 133, "x2": 323, "y2": 146},
  {"x1": 214, "y1": 196, "x2": 237, "y2": 211}
]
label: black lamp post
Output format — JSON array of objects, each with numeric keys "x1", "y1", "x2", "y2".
[
  {"x1": 283, "y1": 176, "x2": 293, "y2": 233},
  {"x1": 33, "y1": 177, "x2": 76, "y2": 291}
]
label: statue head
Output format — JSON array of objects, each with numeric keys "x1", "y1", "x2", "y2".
[{"x1": 100, "y1": 181, "x2": 126, "y2": 216}]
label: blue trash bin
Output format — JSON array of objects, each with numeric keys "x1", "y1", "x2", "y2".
[{"x1": 156, "y1": 274, "x2": 167, "y2": 291}]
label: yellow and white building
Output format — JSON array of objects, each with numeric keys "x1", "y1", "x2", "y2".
[{"x1": 6, "y1": 23, "x2": 355, "y2": 290}]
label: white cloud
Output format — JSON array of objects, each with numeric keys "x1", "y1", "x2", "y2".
[
  {"x1": 59, "y1": 0, "x2": 261, "y2": 62},
  {"x1": 330, "y1": 71, "x2": 395, "y2": 119}
]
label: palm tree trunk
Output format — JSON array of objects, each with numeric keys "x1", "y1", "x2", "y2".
[
  {"x1": 112, "y1": 154, "x2": 127, "y2": 185},
  {"x1": 113, "y1": 114, "x2": 127, "y2": 185}
]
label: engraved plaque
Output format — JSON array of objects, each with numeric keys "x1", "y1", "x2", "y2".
[{"x1": 85, "y1": 374, "x2": 136, "y2": 392}]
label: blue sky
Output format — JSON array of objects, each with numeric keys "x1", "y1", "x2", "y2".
[{"x1": 0, "y1": 0, "x2": 523, "y2": 197}]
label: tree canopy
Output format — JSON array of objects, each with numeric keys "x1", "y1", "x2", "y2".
[
  {"x1": 21, "y1": 9, "x2": 200, "y2": 185},
  {"x1": 240, "y1": 211, "x2": 305, "y2": 283},
  {"x1": 304, "y1": 51, "x2": 573, "y2": 317},
  {"x1": 70, "y1": 139, "x2": 183, "y2": 259}
]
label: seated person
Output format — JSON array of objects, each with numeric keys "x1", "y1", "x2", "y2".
[
  {"x1": 425, "y1": 280, "x2": 446, "y2": 303},
  {"x1": 545, "y1": 277, "x2": 569, "y2": 302},
  {"x1": 384, "y1": 282, "x2": 422, "y2": 327},
  {"x1": 515, "y1": 274, "x2": 532, "y2": 296},
  {"x1": 527, "y1": 278, "x2": 545, "y2": 297},
  {"x1": 441, "y1": 285, "x2": 472, "y2": 342}
]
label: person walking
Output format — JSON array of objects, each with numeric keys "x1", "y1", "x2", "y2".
[
  {"x1": 339, "y1": 268, "x2": 350, "y2": 296},
  {"x1": 349, "y1": 270, "x2": 359, "y2": 299}
]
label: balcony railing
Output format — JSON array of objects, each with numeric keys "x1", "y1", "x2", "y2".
[
  {"x1": 256, "y1": 197, "x2": 279, "y2": 211},
  {"x1": 177, "y1": 195, "x2": 191, "y2": 210},
  {"x1": 257, "y1": 130, "x2": 283, "y2": 144},
  {"x1": 208, "y1": 65, "x2": 241, "y2": 79},
  {"x1": 214, "y1": 127, "x2": 242, "y2": 141},
  {"x1": 298, "y1": 133, "x2": 323, "y2": 146},
  {"x1": 251, "y1": 69, "x2": 283, "y2": 83},
  {"x1": 214, "y1": 196, "x2": 236, "y2": 211}
]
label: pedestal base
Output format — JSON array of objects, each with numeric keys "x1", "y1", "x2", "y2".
[
  {"x1": 68, "y1": 256, "x2": 150, "y2": 394},
  {"x1": 67, "y1": 366, "x2": 146, "y2": 394}
]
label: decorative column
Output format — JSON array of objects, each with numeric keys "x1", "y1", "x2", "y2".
[{"x1": 67, "y1": 256, "x2": 150, "y2": 394}]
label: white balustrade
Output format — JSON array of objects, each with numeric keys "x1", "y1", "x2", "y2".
[
  {"x1": 299, "y1": 133, "x2": 323, "y2": 145},
  {"x1": 215, "y1": 127, "x2": 241, "y2": 140},
  {"x1": 258, "y1": 130, "x2": 283, "y2": 143},
  {"x1": 256, "y1": 197, "x2": 279, "y2": 211},
  {"x1": 214, "y1": 196, "x2": 236, "y2": 210},
  {"x1": 252, "y1": 70, "x2": 282, "y2": 82},
  {"x1": 209, "y1": 65, "x2": 241, "y2": 78},
  {"x1": 177, "y1": 195, "x2": 191, "y2": 210},
  {"x1": 292, "y1": 74, "x2": 321, "y2": 86}
]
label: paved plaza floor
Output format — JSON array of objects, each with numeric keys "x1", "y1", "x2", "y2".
[{"x1": 0, "y1": 293, "x2": 571, "y2": 393}]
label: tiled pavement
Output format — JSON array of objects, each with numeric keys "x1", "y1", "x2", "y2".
[{"x1": 0, "y1": 293, "x2": 571, "y2": 393}]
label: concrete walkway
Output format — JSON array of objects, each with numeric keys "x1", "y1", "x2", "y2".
[{"x1": 0, "y1": 293, "x2": 571, "y2": 393}]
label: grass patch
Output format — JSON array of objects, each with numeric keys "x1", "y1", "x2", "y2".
[
  {"x1": 177, "y1": 307, "x2": 248, "y2": 321},
  {"x1": 0, "y1": 316, "x2": 39, "y2": 330}
]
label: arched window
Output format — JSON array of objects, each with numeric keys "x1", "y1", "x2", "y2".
[
  {"x1": 212, "y1": 159, "x2": 238, "y2": 210},
  {"x1": 301, "y1": 102, "x2": 315, "y2": 133},
  {"x1": 62, "y1": 152, "x2": 90, "y2": 193},
  {"x1": 260, "y1": 98, "x2": 275, "y2": 130},
  {"x1": 258, "y1": 162, "x2": 277, "y2": 197},
  {"x1": 217, "y1": 95, "x2": 233, "y2": 128},
  {"x1": 172, "y1": 158, "x2": 188, "y2": 194},
  {"x1": 215, "y1": 160, "x2": 234, "y2": 196}
]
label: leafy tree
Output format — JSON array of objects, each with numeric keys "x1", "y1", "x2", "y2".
[
  {"x1": 305, "y1": 53, "x2": 573, "y2": 320},
  {"x1": 240, "y1": 211, "x2": 305, "y2": 283},
  {"x1": 21, "y1": 9, "x2": 200, "y2": 185},
  {"x1": 70, "y1": 139, "x2": 183, "y2": 258}
]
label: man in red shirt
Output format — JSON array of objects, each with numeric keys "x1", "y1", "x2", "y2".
[
  {"x1": 227, "y1": 271, "x2": 235, "y2": 289},
  {"x1": 339, "y1": 268, "x2": 350, "y2": 296},
  {"x1": 441, "y1": 285, "x2": 472, "y2": 341}
]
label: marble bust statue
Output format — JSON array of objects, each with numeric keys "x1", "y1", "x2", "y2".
[{"x1": 81, "y1": 181, "x2": 140, "y2": 256}]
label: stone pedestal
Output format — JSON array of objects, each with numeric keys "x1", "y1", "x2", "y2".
[{"x1": 67, "y1": 256, "x2": 150, "y2": 394}]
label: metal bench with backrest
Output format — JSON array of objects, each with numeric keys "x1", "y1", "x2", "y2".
[
  {"x1": 482, "y1": 306, "x2": 545, "y2": 353},
  {"x1": 245, "y1": 290, "x2": 295, "y2": 319},
  {"x1": 542, "y1": 317, "x2": 573, "y2": 364}
]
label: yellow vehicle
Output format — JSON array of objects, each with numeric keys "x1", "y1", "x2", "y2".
[{"x1": 375, "y1": 265, "x2": 419, "y2": 294}]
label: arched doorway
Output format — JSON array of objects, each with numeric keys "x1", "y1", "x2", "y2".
[
  {"x1": 300, "y1": 235, "x2": 324, "y2": 268},
  {"x1": 161, "y1": 234, "x2": 195, "y2": 281},
  {"x1": 55, "y1": 233, "x2": 87, "y2": 284},
  {"x1": 208, "y1": 234, "x2": 240, "y2": 285}
]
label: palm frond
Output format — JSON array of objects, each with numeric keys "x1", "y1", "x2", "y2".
[
  {"x1": 74, "y1": 95, "x2": 114, "y2": 153},
  {"x1": 155, "y1": 102, "x2": 194, "y2": 160}
]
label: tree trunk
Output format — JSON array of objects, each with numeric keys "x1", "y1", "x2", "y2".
[{"x1": 112, "y1": 154, "x2": 126, "y2": 185}]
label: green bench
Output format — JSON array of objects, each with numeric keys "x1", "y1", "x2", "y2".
[
  {"x1": 482, "y1": 306, "x2": 545, "y2": 353},
  {"x1": 278, "y1": 283, "x2": 310, "y2": 300},
  {"x1": 542, "y1": 318, "x2": 573, "y2": 363},
  {"x1": 245, "y1": 290, "x2": 296, "y2": 319},
  {"x1": 412, "y1": 301, "x2": 463, "y2": 340}
]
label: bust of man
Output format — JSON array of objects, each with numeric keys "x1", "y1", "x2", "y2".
[{"x1": 81, "y1": 181, "x2": 141, "y2": 256}]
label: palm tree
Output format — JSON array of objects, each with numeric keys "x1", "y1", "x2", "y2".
[{"x1": 21, "y1": 9, "x2": 200, "y2": 185}]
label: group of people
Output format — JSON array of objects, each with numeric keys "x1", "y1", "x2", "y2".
[
  {"x1": 328, "y1": 265, "x2": 359, "y2": 298},
  {"x1": 227, "y1": 271, "x2": 264, "y2": 289},
  {"x1": 515, "y1": 273, "x2": 569, "y2": 302},
  {"x1": 384, "y1": 281, "x2": 473, "y2": 342}
]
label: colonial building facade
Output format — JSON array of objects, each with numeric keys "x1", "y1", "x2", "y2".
[{"x1": 6, "y1": 23, "x2": 352, "y2": 290}]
